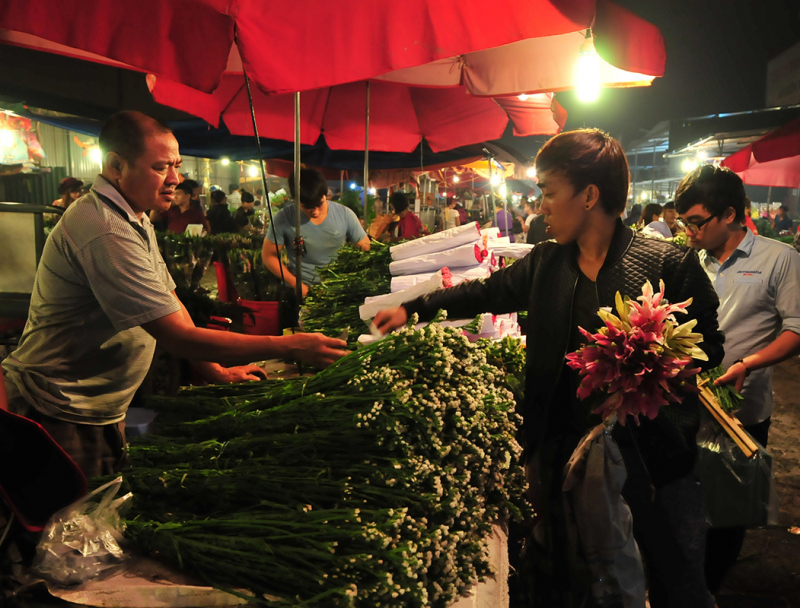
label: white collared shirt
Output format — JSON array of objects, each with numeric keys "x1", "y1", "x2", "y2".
[{"x1": 700, "y1": 228, "x2": 800, "y2": 425}]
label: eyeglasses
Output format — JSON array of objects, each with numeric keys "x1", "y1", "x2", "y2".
[{"x1": 677, "y1": 214, "x2": 718, "y2": 233}]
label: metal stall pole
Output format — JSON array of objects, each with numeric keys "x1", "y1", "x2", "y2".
[
  {"x1": 363, "y1": 82, "x2": 371, "y2": 223},
  {"x1": 293, "y1": 92, "x2": 304, "y2": 307}
]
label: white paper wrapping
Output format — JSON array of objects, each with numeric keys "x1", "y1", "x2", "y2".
[
  {"x1": 390, "y1": 264, "x2": 493, "y2": 292},
  {"x1": 390, "y1": 221, "x2": 481, "y2": 261},
  {"x1": 482, "y1": 227, "x2": 501, "y2": 240},
  {"x1": 389, "y1": 241, "x2": 492, "y2": 276},
  {"x1": 488, "y1": 242, "x2": 535, "y2": 259},
  {"x1": 359, "y1": 270, "x2": 448, "y2": 320}
]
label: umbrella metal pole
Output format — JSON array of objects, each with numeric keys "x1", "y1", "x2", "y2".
[
  {"x1": 294, "y1": 92, "x2": 303, "y2": 307},
  {"x1": 364, "y1": 81, "x2": 371, "y2": 223},
  {"x1": 489, "y1": 159, "x2": 496, "y2": 226},
  {"x1": 242, "y1": 67, "x2": 286, "y2": 290}
]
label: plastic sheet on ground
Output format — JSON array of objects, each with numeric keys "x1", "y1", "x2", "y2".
[{"x1": 390, "y1": 221, "x2": 481, "y2": 261}]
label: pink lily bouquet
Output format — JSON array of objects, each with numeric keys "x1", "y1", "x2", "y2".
[{"x1": 566, "y1": 280, "x2": 708, "y2": 425}]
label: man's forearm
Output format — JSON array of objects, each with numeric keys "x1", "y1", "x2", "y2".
[
  {"x1": 161, "y1": 324, "x2": 300, "y2": 365},
  {"x1": 263, "y1": 254, "x2": 299, "y2": 288},
  {"x1": 741, "y1": 330, "x2": 800, "y2": 372}
]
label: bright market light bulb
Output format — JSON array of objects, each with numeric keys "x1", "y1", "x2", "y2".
[
  {"x1": 350, "y1": 182, "x2": 357, "y2": 189},
  {"x1": 368, "y1": 188, "x2": 376, "y2": 195},
  {"x1": 91, "y1": 147, "x2": 102, "y2": 166},
  {"x1": 575, "y1": 34, "x2": 601, "y2": 103},
  {"x1": 499, "y1": 184, "x2": 508, "y2": 199},
  {"x1": 248, "y1": 165, "x2": 259, "y2": 177},
  {"x1": 221, "y1": 157, "x2": 230, "y2": 166},
  {"x1": 640, "y1": 191, "x2": 649, "y2": 201},
  {"x1": 518, "y1": 94, "x2": 529, "y2": 101},
  {"x1": 696, "y1": 150, "x2": 708, "y2": 160},
  {"x1": 682, "y1": 158, "x2": 698, "y2": 173},
  {"x1": 0, "y1": 129, "x2": 13, "y2": 148},
  {"x1": 453, "y1": 175, "x2": 460, "y2": 183},
  {"x1": 490, "y1": 174, "x2": 501, "y2": 186},
  {"x1": 526, "y1": 166, "x2": 536, "y2": 178}
]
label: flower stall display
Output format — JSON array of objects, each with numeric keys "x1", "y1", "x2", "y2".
[{"x1": 115, "y1": 317, "x2": 529, "y2": 607}]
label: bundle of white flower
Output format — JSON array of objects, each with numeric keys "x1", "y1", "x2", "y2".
[{"x1": 122, "y1": 314, "x2": 529, "y2": 607}]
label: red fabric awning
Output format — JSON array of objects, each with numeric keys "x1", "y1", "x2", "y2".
[
  {"x1": 0, "y1": 0, "x2": 597, "y2": 95},
  {"x1": 722, "y1": 117, "x2": 800, "y2": 188}
]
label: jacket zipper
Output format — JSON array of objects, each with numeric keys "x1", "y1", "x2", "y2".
[{"x1": 553, "y1": 273, "x2": 580, "y2": 388}]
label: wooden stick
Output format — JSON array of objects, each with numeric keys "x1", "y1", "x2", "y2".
[{"x1": 697, "y1": 385, "x2": 757, "y2": 458}]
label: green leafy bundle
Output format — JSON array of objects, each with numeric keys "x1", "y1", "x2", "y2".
[
  {"x1": 698, "y1": 365, "x2": 744, "y2": 414},
  {"x1": 226, "y1": 248, "x2": 284, "y2": 302},
  {"x1": 300, "y1": 242, "x2": 393, "y2": 342},
  {"x1": 124, "y1": 317, "x2": 529, "y2": 607}
]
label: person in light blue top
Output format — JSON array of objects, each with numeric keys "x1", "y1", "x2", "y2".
[
  {"x1": 263, "y1": 168, "x2": 369, "y2": 295},
  {"x1": 676, "y1": 164, "x2": 800, "y2": 596}
]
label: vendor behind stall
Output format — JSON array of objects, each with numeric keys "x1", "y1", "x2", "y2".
[
  {"x1": 262, "y1": 168, "x2": 370, "y2": 296},
  {"x1": 1, "y1": 111, "x2": 347, "y2": 478}
]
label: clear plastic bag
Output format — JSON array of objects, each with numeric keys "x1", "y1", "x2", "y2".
[
  {"x1": 34, "y1": 476, "x2": 133, "y2": 585},
  {"x1": 696, "y1": 414, "x2": 780, "y2": 528}
]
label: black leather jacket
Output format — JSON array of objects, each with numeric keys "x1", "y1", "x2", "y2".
[{"x1": 404, "y1": 220, "x2": 724, "y2": 486}]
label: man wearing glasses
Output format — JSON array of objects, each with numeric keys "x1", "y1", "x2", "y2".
[{"x1": 675, "y1": 164, "x2": 800, "y2": 596}]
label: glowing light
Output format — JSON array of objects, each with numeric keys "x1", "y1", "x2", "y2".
[
  {"x1": 490, "y1": 174, "x2": 501, "y2": 186},
  {"x1": 640, "y1": 191, "x2": 649, "y2": 201},
  {"x1": 518, "y1": 94, "x2": 529, "y2": 101},
  {"x1": 696, "y1": 150, "x2": 707, "y2": 160},
  {"x1": 0, "y1": 130, "x2": 13, "y2": 148},
  {"x1": 221, "y1": 157, "x2": 230, "y2": 166},
  {"x1": 91, "y1": 147, "x2": 103, "y2": 166},
  {"x1": 682, "y1": 158, "x2": 699, "y2": 173},
  {"x1": 453, "y1": 175, "x2": 460, "y2": 183},
  {"x1": 368, "y1": 188, "x2": 377, "y2": 195},
  {"x1": 526, "y1": 166, "x2": 536, "y2": 178},
  {"x1": 575, "y1": 33, "x2": 601, "y2": 103},
  {"x1": 350, "y1": 182, "x2": 357, "y2": 189},
  {"x1": 499, "y1": 184, "x2": 508, "y2": 199},
  {"x1": 248, "y1": 165, "x2": 259, "y2": 177}
]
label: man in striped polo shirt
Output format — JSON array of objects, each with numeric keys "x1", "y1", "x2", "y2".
[{"x1": 1, "y1": 111, "x2": 347, "y2": 478}]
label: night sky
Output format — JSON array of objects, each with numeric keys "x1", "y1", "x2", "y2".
[{"x1": 504, "y1": 0, "x2": 800, "y2": 157}]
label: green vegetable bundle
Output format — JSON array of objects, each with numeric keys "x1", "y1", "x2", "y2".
[
  {"x1": 124, "y1": 316, "x2": 529, "y2": 607},
  {"x1": 300, "y1": 242, "x2": 393, "y2": 342},
  {"x1": 698, "y1": 365, "x2": 744, "y2": 414}
]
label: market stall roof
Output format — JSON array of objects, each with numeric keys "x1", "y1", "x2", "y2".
[
  {"x1": 7, "y1": 105, "x2": 530, "y2": 173},
  {"x1": 0, "y1": 0, "x2": 660, "y2": 97},
  {"x1": 722, "y1": 116, "x2": 800, "y2": 188}
]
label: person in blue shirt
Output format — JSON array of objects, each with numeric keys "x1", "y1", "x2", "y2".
[
  {"x1": 262, "y1": 168, "x2": 370, "y2": 296},
  {"x1": 772, "y1": 205, "x2": 793, "y2": 234}
]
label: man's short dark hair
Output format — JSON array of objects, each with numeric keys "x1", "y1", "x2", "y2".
[
  {"x1": 534, "y1": 128, "x2": 629, "y2": 216},
  {"x1": 663, "y1": 200, "x2": 675, "y2": 210},
  {"x1": 241, "y1": 191, "x2": 255, "y2": 204},
  {"x1": 183, "y1": 179, "x2": 199, "y2": 191},
  {"x1": 675, "y1": 165, "x2": 745, "y2": 223},
  {"x1": 175, "y1": 182, "x2": 193, "y2": 196},
  {"x1": 99, "y1": 111, "x2": 171, "y2": 163},
  {"x1": 289, "y1": 168, "x2": 328, "y2": 208},
  {"x1": 642, "y1": 203, "x2": 663, "y2": 226},
  {"x1": 390, "y1": 191, "x2": 409, "y2": 213},
  {"x1": 229, "y1": 184, "x2": 239, "y2": 193},
  {"x1": 780, "y1": 205, "x2": 789, "y2": 213},
  {"x1": 211, "y1": 190, "x2": 227, "y2": 205}
]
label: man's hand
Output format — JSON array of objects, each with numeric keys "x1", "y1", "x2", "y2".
[
  {"x1": 193, "y1": 362, "x2": 267, "y2": 384},
  {"x1": 373, "y1": 307, "x2": 409, "y2": 335},
  {"x1": 287, "y1": 333, "x2": 349, "y2": 368},
  {"x1": 714, "y1": 361, "x2": 748, "y2": 393}
]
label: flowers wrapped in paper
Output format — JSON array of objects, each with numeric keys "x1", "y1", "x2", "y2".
[{"x1": 566, "y1": 279, "x2": 708, "y2": 425}]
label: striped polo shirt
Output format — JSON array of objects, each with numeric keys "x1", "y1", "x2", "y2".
[{"x1": 2, "y1": 174, "x2": 180, "y2": 425}]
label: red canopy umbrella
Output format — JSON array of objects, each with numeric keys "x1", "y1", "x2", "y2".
[
  {"x1": 0, "y1": 0, "x2": 599, "y2": 95},
  {"x1": 149, "y1": 77, "x2": 567, "y2": 153},
  {"x1": 722, "y1": 117, "x2": 800, "y2": 188}
]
